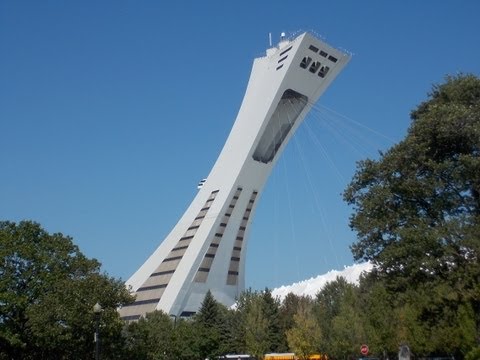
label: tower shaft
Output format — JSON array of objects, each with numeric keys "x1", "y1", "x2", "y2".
[{"x1": 120, "y1": 32, "x2": 350, "y2": 320}]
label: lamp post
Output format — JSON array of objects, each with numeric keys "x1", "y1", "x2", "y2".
[
  {"x1": 169, "y1": 314, "x2": 177, "y2": 329},
  {"x1": 93, "y1": 302, "x2": 102, "y2": 360},
  {"x1": 169, "y1": 314, "x2": 177, "y2": 360}
]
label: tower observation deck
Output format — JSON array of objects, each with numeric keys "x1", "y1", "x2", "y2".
[{"x1": 119, "y1": 32, "x2": 350, "y2": 320}]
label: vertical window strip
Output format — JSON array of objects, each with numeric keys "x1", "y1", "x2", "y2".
[
  {"x1": 194, "y1": 188, "x2": 243, "y2": 283},
  {"x1": 226, "y1": 190, "x2": 257, "y2": 285},
  {"x1": 141, "y1": 190, "x2": 219, "y2": 293}
]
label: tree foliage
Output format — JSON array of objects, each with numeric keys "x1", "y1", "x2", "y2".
[
  {"x1": 314, "y1": 276, "x2": 352, "y2": 355},
  {"x1": 286, "y1": 300, "x2": 322, "y2": 359},
  {"x1": 280, "y1": 293, "x2": 313, "y2": 346},
  {"x1": 261, "y1": 289, "x2": 287, "y2": 352},
  {"x1": 195, "y1": 290, "x2": 229, "y2": 360},
  {"x1": 344, "y1": 73, "x2": 480, "y2": 357},
  {"x1": 244, "y1": 293, "x2": 270, "y2": 358},
  {"x1": 344, "y1": 74, "x2": 480, "y2": 283},
  {"x1": 124, "y1": 310, "x2": 174, "y2": 359},
  {"x1": 0, "y1": 220, "x2": 133, "y2": 359}
]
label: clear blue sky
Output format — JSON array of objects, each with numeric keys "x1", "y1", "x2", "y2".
[{"x1": 1, "y1": 1, "x2": 479, "y2": 290}]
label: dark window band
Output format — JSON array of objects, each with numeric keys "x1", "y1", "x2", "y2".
[
  {"x1": 150, "y1": 270, "x2": 175, "y2": 277},
  {"x1": 328, "y1": 55, "x2": 338, "y2": 63},
  {"x1": 163, "y1": 256, "x2": 183, "y2": 262},
  {"x1": 137, "y1": 284, "x2": 167, "y2": 292},
  {"x1": 123, "y1": 298, "x2": 160, "y2": 307},
  {"x1": 279, "y1": 46, "x2": 293, "y2": 56}
]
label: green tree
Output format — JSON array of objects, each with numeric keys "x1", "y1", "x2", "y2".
[
  {"x1": 194, "y1": 290, "x2": 228, "y2": 359},
  {"x1": 285, "y1": 300, "x2": 322, "y2": 359},
  {"x1": 244, "y1": 294, "x2": 270, "y2": 359},
  {"x1": 280, "y1": 293, "x2": 302, "y2": 332},
  {"x1": 235, "y1": 289, "x2": 257, "y2": 354},
  {"x1": 329, "y1": 283, "x2": 364, "y2": 360},
  {"x1": 220, "y1": 307, "x2": 244, "y2": 354},
  {"x1": 314, "y1": 276, "x2": 353, "y2": 355},
  {"x1": 357, "y1": 275, "x2": 397, "y2": 357},
  {"x1": 344, "y1": 74, "x2": 480, "y2": 356},
  {"x1": 344, "y1": 73, "x2": 480, "y2": 276},
  {"x1": 392, "y1": 294, "x2": 428, "y2": 355},
  {"x1": 124, "y1": 310, "x2": 174, "y2": 360},
  {"x1": 261, "y1": 288, "x2": 287, "y2": 352},
  {"x1": 280, "y1": 293, "x2": 313, "y2": 343},
  {"x1": 172, "y1": 317, "x2": 199, "y2": 360},
  {"x1": 0, "y1": 220, "x2": 133, "y2": 359}
]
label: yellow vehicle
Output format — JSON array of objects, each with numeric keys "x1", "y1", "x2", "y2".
[
  {"x1": 264, "y1": 354, "x2": 327, "y2": 360},
  {"x1": 306, "y1": 355, "x2": 328, "y2": 360},
  {"x1": 264, "y1": 353, "x2": 296, "y2": 360}
]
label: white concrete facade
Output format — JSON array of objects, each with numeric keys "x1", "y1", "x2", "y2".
[{"x1": 119, "y1": 32, "x2": 350, "y2": 320}]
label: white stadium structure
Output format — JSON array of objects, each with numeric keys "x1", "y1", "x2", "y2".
[{"x1": 119, "y1": 31, "x2": 350, "y2": 320}]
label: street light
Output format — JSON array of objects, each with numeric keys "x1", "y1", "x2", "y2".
[
  {"x1": 93, "y1": 302, "x2": 102, "y2": 360},
  {"x1": 169, "y1": 314, "x2": 177, "y2": 329},
  {"x1": 169, "y1": 314, "x2": 177, "y2": 360}
]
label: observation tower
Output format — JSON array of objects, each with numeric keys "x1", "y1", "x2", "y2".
[{"x1": 119, "y1": 32, "x2": 350, "y2": 320}]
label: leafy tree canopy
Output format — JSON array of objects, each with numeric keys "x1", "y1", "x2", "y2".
[
  {"x1": 344, "y1": 74, "x2": 480, "y2": 287},
  {"x1": 124, "y1": 310, "x2": 174, "y2": 360},
  {"x1": 344, "y1": 74, "x2": 480, "y2": 357},
  {"x1": 286, "y1": 301, "x2": 322, "y2": 359},
  {"x1": 0, "y1": 220, "x2": 133, "y2": 359}
]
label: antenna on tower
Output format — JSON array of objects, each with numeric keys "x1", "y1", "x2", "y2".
[{"x1": 269, "y1": 32, "x2": 272, "y2": 47}]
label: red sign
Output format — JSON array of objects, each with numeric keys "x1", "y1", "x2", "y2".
[{"x1": 360, "y1": 344, "x2": 369, "y2": 356}]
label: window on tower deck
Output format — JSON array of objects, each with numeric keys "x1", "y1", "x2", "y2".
[
  {"x1": 328, "y1": 55, "x2": 338, "y2": 63},
  {"x1": 309, "y1": 61, "x2": 321, "y2": 73},
  {"x1": 318, "y1": 66, "x2": 330, "y2": 78},
  {"x1": 279, "y1": 46, "x2": 292, "y2": 56},
  {"x1": 252, "y1": 89, "x2": 308, "y2": 164},
  {"x1": 300, "y1": 56, "x2": 312, "y2": 69}
]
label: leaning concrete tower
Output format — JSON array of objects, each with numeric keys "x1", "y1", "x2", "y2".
[{"x1": 120, "y1": 32, "x2": 350, "y2": 320}]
